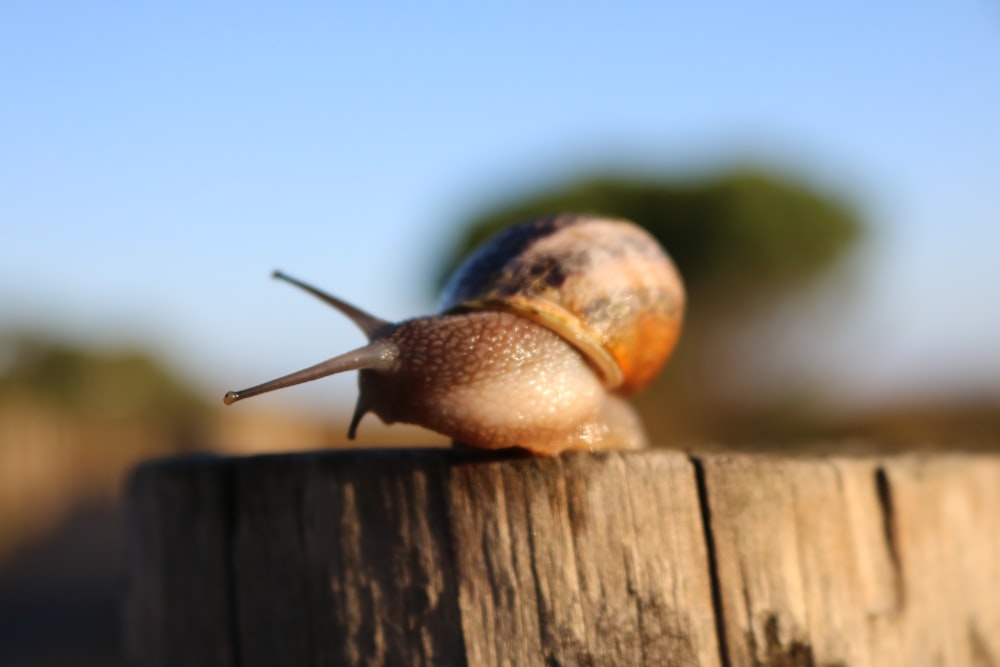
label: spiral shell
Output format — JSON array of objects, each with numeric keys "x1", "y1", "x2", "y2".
[{"x1": 439, "y1": 214, "x2": 685, "y2": 395}]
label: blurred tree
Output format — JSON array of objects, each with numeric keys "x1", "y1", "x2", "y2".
[
  {"x1": 0, "y1": 332, "x2": 205, "y2": 439},
  {"x1": 437, "y1": 168, "x2": 865, "y2": 442}
]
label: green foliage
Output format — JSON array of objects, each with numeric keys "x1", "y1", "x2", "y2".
[
  {"x1": 0, "y1": 333, "x2": 205, "y2": 425},
  {"x1": 438, "y1": 168, "x2": 863, "y2": 307}
]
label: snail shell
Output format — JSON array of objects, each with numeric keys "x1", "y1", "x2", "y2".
[
  {"x1": 441, "y1": 215, "x2": 684, "y2": 394},
  {"x1": 223, "y1": 214, "x2": 685, "y2": 454}
]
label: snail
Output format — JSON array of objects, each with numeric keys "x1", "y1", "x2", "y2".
[{"x1": 224, "y1": 214, "x2": 685, "y2": 455}]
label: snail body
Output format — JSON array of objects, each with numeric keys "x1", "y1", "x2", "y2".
[{"x1": 224, "y1": 215, "x2": 685, "y2": 455}]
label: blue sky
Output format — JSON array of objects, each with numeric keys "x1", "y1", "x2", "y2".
[{"x1": 2, "y1": 2, "x2": 998, "y2": 414}]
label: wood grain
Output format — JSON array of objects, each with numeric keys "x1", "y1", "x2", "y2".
[
  {"x1": 122, "y1": 456, "x2": 236, "y2": 667},
  {"x1": 445, "y1": 452, "x2": 719, "y2": 666},
  {"x1": 701, "y1": 453, "x2": 1000, "y2": 667},
  {"x1": 123, "y1": 449, "x2": 1000, "y2": 666}
]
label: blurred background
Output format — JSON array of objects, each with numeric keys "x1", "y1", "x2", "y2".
[{"x1": 2, "y1": 2, "x2": 998, "y2": 664}]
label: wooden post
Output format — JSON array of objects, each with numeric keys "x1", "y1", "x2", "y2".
[{"x1": 122, "y1": 449, "x2": 1000, "y2": 667}]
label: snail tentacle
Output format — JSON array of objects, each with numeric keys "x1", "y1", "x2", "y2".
[
  {"x1": 223, "y1": 339, "x2": 397, "y2": 405},
  {"x1": 272, "y1": 270, "x2": 391, "y2": 340}
]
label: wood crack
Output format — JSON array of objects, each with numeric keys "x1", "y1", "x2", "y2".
[
  {"x1": 874, "y1": 465, "x2": 906, "y2": 609},
  {"x1": 691, "y1": 454, "x2": 733, "y2": 667}
]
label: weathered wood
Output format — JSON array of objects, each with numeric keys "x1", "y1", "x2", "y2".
[
  {"x1": 123, "y1": 449, "x2": 1000, "y2": 666},
  {"x1": 700, "y1": 454, "x2": 1000, "y2": 667},
  {"x1": 446, "y1": 451, "x2": 719, "y2": 666},
  {"x1": 122, "y1": 456, "x2": 235, "y2": 667},
  {"x1": 228, "y1": 451, "x2": 465, "y2": 666}
]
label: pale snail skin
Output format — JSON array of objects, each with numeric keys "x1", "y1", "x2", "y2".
[{"x1": 224, "y1": 215, "x2": 685, "y2": 455}]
